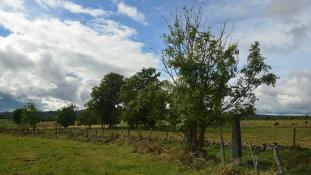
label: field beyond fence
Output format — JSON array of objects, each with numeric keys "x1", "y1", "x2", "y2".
[{"x1": 1, "y1": 119, "x2": 311, "y2": 175}]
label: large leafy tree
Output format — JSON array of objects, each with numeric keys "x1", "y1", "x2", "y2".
[
  {"x1": 12, "y1": 108, "x2": 23, "y2": 126},
  {"x1": 162, "y1": 8, "x2": 221, "y2": 153},
  {"x1": 161, "y1": 8, "x2": 277, "y2": 157},
  {"x1": 87, "y1": 73, "x2": 124, "y2": 128},
  {"x1": 21, "y1": 103, "x2": 40, "y2": 131},
  {"x1": 57, "y1": 104, "x2": 77, "y2": 128},
  {"x1": 120, "y1": 68, "x2": 167, "y2": 128}
]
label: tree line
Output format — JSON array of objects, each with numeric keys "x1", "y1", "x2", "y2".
[{"x1": 10, "y1": 8, "x2": 278, "y2": 164}]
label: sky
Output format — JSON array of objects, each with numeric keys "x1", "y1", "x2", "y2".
[{"x1": 0, "y1": 0, "x2": 310, "y2": 114}]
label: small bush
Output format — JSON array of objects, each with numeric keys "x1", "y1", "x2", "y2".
[
  {"x1": 273, "y1": 121, "x2": 279, "y2": 126},
  {"x1": 136, "y1": 143, "x2": 163, "y2": 155},
  {"x1": 215, "y1": 163, "x2": 243, "y2": 175}
]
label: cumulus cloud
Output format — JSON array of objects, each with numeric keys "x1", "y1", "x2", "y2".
[
  {"x1": 35, "y1": 0, "x2": 107, "y2": 17},
  {"x1": 266, "y1": 0, "x2": 311, "y2": 19},
  {"x1": 231, "y1": 0, "x2": 311, "y2": 54},
  {"x1": 115, "y1": 1, "x2": 147, "y2": 25},
  {"x1": 0, "y1": 2, "x2": 157, "y2": 111},
  {"x1": 255, "y1": 70, "x2": 311, "y2": 114},
  {"x1": 199, "y1": 0, "x2": 311, "y2": 114},
  {"x1": 0, "y1": 0, "x2": 24, "y2": 11}
]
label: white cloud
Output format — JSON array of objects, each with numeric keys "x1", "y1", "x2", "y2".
[
  {"x1": 199, "y1": 0, "x2": 311, "y2": 114},
  {"x1": 0, "y1": 0, "x2": 24, "y2": 11},
  {"x1": 255, "y1": 70, "x2": 311, "y2": 114},
  {"x1": 116, "y1": 1, "x2": 147, "y2": 25},
  {"x1": 0, "y1": 4, "x2": 157, "y2": 110},
  {"x1": 35, "y1": 0, "x2": 107, "y2": 17}
]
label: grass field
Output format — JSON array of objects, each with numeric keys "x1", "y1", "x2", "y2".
[
  {"x1": 0, "y1": 119, "x2": 17, "y2": 129},
  {"x1": 0, "y1": 119, "x2": 310, "y2": 174},
  {"x1": 0, "y1": 134, "x2": 310, "y2": 175},
  {"x1": 0, "y1": 135, "x2": 185, "y2": 175}
]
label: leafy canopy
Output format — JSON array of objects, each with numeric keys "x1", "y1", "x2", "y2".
[
  {"x1": 120, "y1": 68, "x2": 167, "y2": 127},
  {"x1": 57, "y1": 104, "x2": 77, "y2": 128},
  {"x1": 21, "y1": 103, "x2": 40, "y2": 129},
  {"x1": 12, "y1": 108, "x2": 23, "y2": 125},
  {"x1": 86, "y1": 72, "x2": 124, "y2": 127}
]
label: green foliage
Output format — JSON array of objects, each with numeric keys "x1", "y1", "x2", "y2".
[
  {"x1": 77, "y1": 109, "x2": 97, "y2": 128},
  {"x1": 161, "y1": 7, "x2": 277, "y2": 151},
  {"x1": 21, "y1": 103, "x2": 40, "y2": 130},
  {"x1": 57, "y1": 104, "x2": 77, "y2": 128},
  {"x1": 87, "y1": 72, "x2": 124, "y2": 128},
  {"x1": 12, "y1": 108, "x2": 23, "y2": 125},
  {"x1": 120, "y1": 68, "x2": 167, "y2": 128},
  {"x1": 227, "y1": 41, "x2": 278, "y2": 117}
]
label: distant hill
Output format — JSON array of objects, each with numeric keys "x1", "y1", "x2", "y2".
[
  {"x1": 0, "y1": 110, "x2": 85, "y2": 120},
  {"x1": 254, "y1": 114, "x2": 310, "y2": 120}
]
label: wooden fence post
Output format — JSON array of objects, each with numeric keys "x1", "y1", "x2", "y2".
[
  {"x1": 292, "y1": 128, "x2": 296, "y2": 146},
  {"x1": 111, "y1": 129, "x2": 114, "y2": 138},
  {"x1": 248, "y1": 143, "x2": 260, "y2": 175},
  {"x1": 273, "y1": 126, "x2": 275, "y2": 136},
  {"x1": 138, "y1": 125, "x2": 142, "y2": 139},
  {"x1": 232, "y1": 118, "x2": 242, "y2": 165},
  {"x1": 273, "y1": 145, "x2": 287, "y2": 175},
  {"x1": 149, "y1": 127, "x2": 152, "y2": 141},
  {"x1": 120, "y1": 126, "x2": 123, "y2": 139}
]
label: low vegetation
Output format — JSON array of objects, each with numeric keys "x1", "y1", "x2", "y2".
[{"x1": 0, "y1": 133, "x2": 310, "y2": 175}]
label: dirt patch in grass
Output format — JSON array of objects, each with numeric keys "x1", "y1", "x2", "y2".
[{"x1": 13, "y1": 154, "x2": 38, "y2": 162}]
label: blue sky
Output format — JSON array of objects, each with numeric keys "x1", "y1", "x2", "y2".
[{"x1": 0, "y1": 0, "x2": 310, "y2": 114}]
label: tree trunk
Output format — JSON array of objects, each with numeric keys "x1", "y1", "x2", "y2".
[
  {"x1": 198, "y1": 125, "x2": 206, "y2": 155},
  {"x1": 232, "y1": 118, "x2": 242, "y2": 165},
  {"x1": 89, "y1": 123, "x2": 91, "y2": 129},
  {"x1": 101, "y1": 123, "x2": 104, "y2": 129},
  {"x1": 218, "y1": 123, "x2": 225, "y2": 164},
  {"x1": 187, "y1": 123, "x2": 198, "y2": 153}
]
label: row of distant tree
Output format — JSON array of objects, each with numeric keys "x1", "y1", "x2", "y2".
[
  {"x1": 11, "y1": 103, "x2": 75, "y2": 130},
  {"x1": 10, "y1": 67, "x2": 168, "y2": 130}
]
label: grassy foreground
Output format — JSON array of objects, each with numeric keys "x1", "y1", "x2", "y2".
[
  {"x1": 0, "y1": 135, "x2": 196, "y2": 175},
  {"x1": 0, "y1": 134, "x2": 310, "y2": 175}
]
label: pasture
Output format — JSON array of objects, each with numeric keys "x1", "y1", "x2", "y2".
[
  {"x1": 0, "y1": 119, "x2": 310, "y2": 174},
  {"x1": 1, "y1": 119, "x2": 310, "y2": 147}
]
